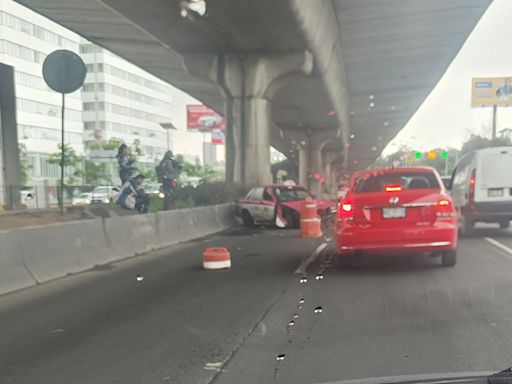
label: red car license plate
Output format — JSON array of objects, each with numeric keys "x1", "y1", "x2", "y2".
[{"x1": 382, "y1": 207, "x2": 406, "y2": 219}]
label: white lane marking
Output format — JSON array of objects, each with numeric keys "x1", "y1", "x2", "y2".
[
  {"x1": 49, "y1": 328, "x2": 64, "y2": 334},
  {"x1": 258, "y1": 321, "x2": 267, "y2": 336},
  {"x1": 484, "y1": 237, "x2": 512, "y2": 261},
  {"x1": 203, "y1": 361, "x2": 224, "y2": 371},
  {"x1": 295, "y1": 242, "x2": 328, "y2": 275}
]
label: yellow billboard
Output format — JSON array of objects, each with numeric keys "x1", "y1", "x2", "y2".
[{"x1": 472, "y1": 77, "x2": 512, "y2": 106}]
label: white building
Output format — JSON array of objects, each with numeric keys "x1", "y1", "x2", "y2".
[
  {"x1": 80, "y1": 41, "x2": 176, "y2": 182},
  {"x1": 0, "y1": 0, "x2": 83, "y2": 184}
]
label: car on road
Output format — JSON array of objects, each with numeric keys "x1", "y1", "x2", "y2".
[
  {"x1": 71, "y1": 192, "x2": 92, "y2": 206},
  {"x1": 335, "y1": 167, "x2": 458, "y2": 267},
  {"x1": 90, "y1": 186, "x2": 120, "y2": 204},
  {"x1": 20, "y1": 190, "x2": 36, "y2": 209},
  {"x1": 450, "y1": 147, "x2": 512, "y2": 236},
  {"x1": 235, "y1": 183, "x2": 337, "y2": 228}
]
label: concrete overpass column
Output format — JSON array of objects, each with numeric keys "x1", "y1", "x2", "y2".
[
  {"x1": 243, "y1": 97, "x2": 272, "y2": 186},
  {"x1": 183, "y1": 51, "x2": 313, "y2": 188},
  {"x1": 240, "y1": 51, "x2": 313, "y2": 187},
  {"x1": 298, "y1": 147, "x2": 309, "y2": 188},
  {"x1": 309, "y1": 146, "x2": 324, "y2": 195}
]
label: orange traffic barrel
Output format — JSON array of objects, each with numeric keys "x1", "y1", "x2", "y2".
[
  {"x1": 300, "y1": 198, "x2": 322, "y2": 238},
  {"x1": 203, "y1": 247, "x2": 231, "y2": 269}
]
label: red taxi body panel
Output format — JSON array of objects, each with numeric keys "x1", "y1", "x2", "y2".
[
  {"x1": 235, "y1": 184, "x2": 336, "y2": 226},
  {"x1": 335, "y1": 167, "x2": 458, "y2": 255}
]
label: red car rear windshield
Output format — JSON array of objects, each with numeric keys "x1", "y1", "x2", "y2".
[
  {"x1": 355, "y1": 172, "x2": 440, "y2": 193},
  {"x1": 275, "y1": 187, "x2": 311, "y2": 202}
]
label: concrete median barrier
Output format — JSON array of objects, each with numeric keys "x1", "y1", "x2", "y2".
[
  {"x1": 192, "y1": 205, "x2": 222, "y2": 238},
  {"x1": 0, "y1": 231, "x2": 37, "y2": 294},
  {"x1": 155, "y1": 208, "x2": 196, "y2": 248},
  {"x1": 18, "y1": 219, "x2": 109, "y2": 283},
  {"x1": 0, "y1": 203, "x2": 238, "y2": 296},
  {"x1": 215, "y1": 204, "x2": 238, "y2": 228},
  {"x1": 104, "y1": 214, "x2": 158, "y2": 257}
]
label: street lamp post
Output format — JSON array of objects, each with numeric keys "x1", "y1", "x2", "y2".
[{"x1": 159, "y1": 122, "x2": 177, "y2": 153}]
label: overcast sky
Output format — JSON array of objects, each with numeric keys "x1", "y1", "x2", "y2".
[{"x1": 383, "y1": 0, "x2": 512, "y2": 156}]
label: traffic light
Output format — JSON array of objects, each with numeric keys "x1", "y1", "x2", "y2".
[
  {"x1": 427, "y1": 151, "x2": 437, "y2": 159},
  {"x1": 415, "y1": 152, "x2": 422, "y2": 159},
  {"x1": 441, "y1": 151, "x2": 448, "y2": 159}
]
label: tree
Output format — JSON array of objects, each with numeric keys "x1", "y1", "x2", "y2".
[
  {"x1": 84, "y1": 160, "x2": 112, "y2": 185},
  {"x1": 174, "y1": 154, "x2": 221, "y2": 181},
  {"x1": 460, "y1": 133, "x2": 512, "y2": 156},
  {"x1": 48, "y1": 144, "x2": 83, "y2": 185},
  {"x1": 131, "y1": 139, "x2": 143, "y2": 159},
  {"x1": 88, "y1": 137, "x2": 124, "y2": 151},
  {"x1": 18, "y1": 143, "x2": 31, "y2": 186}
]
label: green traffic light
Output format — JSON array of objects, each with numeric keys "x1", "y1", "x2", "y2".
[
  {"x1": 415, "y1": 152, "x2": 422, "y2": 159},
  {"x1": 441, "y1": 152, "x2": 448, "y2": 159}
]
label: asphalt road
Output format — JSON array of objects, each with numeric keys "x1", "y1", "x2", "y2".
[{"x1": 2, "y1": 224, "x2": 512, "y2": 384}]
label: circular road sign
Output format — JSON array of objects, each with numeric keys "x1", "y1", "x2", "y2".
[{"x1": 42, "y1": 50, "x2": 86, "y2": 94}]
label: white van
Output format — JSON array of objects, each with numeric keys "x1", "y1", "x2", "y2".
[{"x1": 450, "y1": 146, "x2": 512, "y2": 235}]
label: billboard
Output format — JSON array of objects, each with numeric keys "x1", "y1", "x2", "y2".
[
  {"x1": 187, "y1": 105, "x2": 225, "y2": 131},
  {"x1": 472, "y1": 77, "x2": 512, "y2": 106},
  {"x1": 211, "y1": 129, "x2": 225, "y2": 145}
]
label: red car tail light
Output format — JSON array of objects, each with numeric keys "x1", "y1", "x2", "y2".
[
  {"x1": 338, "y1": 201, "x2": 354, "y2": 221},
  {"x1": 385, "y1": 186, "x2": 402, "y2": 192},
  {"x1": 436, "y1": 199, "x2": 455, "y2": 218},
  {"x1": 469, "y1": 169, "x2": 476, "y2": 210}
]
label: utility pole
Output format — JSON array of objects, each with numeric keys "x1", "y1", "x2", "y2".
[{"x1": 492, "y1": 104, "x2": 497, "y2": 140}]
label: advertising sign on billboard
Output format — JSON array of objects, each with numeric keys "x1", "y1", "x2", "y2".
[
  {"x1": 187, "y1": 105, "x2": 225, "y2": 131},
  {"x1": 472, "y1": 77, "x2": 512, "y2": 107},
  {"x1": 211, "y1": 129, "x2": 225, "y2": 145}
]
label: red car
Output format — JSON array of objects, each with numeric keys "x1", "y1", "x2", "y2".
[
  {"x1": 235, "y1": 184, "x2": 337, "y2": 228},
  {"x1": 335, "y1": 167, "x2": 458, "y2": 267}
]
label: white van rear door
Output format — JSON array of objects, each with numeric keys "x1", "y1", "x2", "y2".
[{"x1": 477, "y1": 149, "x2": 512, "y2": 202}]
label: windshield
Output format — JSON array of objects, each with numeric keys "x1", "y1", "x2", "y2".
[
  {"x1": 2, "y1": 1, "x2": 512, "y2": 384},
  {"x1": 355, "y1": 172, "x2": 440, "y2": 193},
  {"x1": 93, "y1": 187, "x2": 108, "y2": 194},
  {"x1": 275, "y1": 187, "x2": 311, "y2": 201}
]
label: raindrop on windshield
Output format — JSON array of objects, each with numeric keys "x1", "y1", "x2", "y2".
[
  {"x1": 288, "y1": 320, "x2": 295, "y2": 327},
  {"x1": 293, "y1": 313, "x2": 299, "y2": 319},
  {"x1": 383, "y1": 121, "x2": 389, "y2": 127},
  {"x1": 300, "y1": 140, "x2": 306, "y2": 146},
  {"x1": 136, "y1": 274, "x2": 144, "y2": 282},
  {"x1": 372, "y1": 146, "x2": 378, "y2": 151},
  {"x1": 390, "y1": 105, "x2": 397, "y2": 111},
  {"x1": 369, "y1": 94, "x2": 375, "y2": 100},
  {"x1": 299, "y1": 277, "x2": 307, "y2": 284},
  {"x1": 298, "y1": 305, "x2": 303, "y2": 310},
  {"x1": 315, "y1": 274, "x2": 324, "y2": 280},
  {"x1": 350, "y1": 134, "x2": 355, "y2": 139},
  {"x1": 314, "y1": 306, "x2": 323, "y2": 314},
  {"x1": 276, "y1": 354, "x2": 286, "y2": 361},
  {"x1": 369, "y1": 102, "x2": 375, "y2": 108},
  {"x1": 299, "y1": 298, "x2": 305, "y2": 304}
]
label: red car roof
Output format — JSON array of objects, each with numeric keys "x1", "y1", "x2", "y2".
[{"x1": 352, "y1": 167, "x2": 438, "y2": 178}]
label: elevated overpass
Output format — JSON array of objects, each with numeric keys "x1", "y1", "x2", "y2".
[{"x1": 15, "y1": 0, "x2": 492, "y2": 191}]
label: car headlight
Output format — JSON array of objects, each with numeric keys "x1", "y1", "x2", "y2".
[{"x1": 103, "y1": 198, "x2": 110, "y2": 204}]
